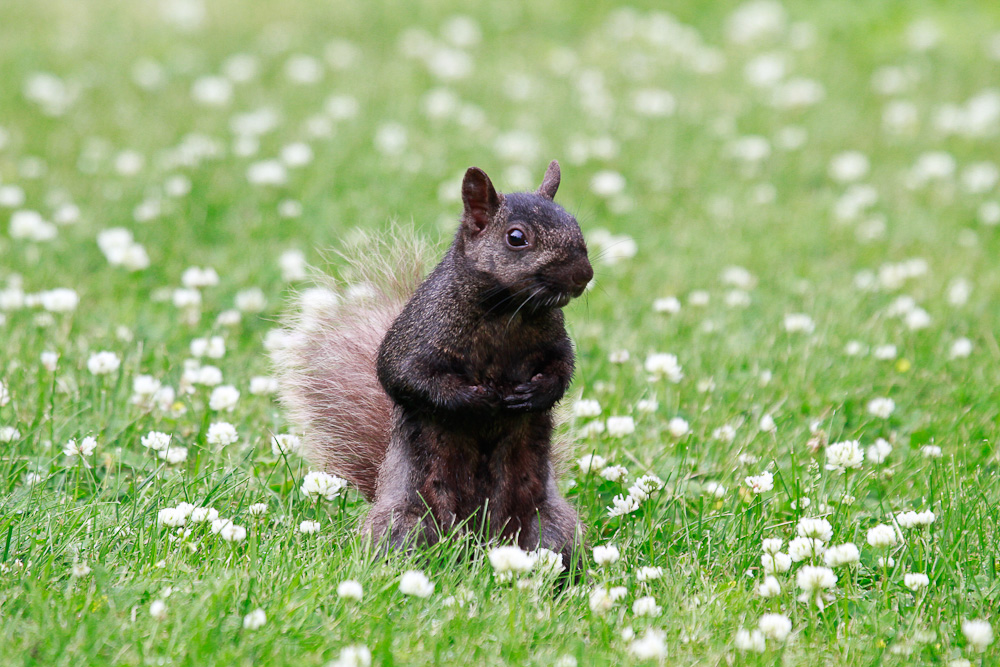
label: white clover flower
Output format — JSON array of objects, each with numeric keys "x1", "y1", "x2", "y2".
[
  {"x1": 211, "y1": 519, "x2": 247, "y2": 542},
  {"x1": 189, "y1": 507, "x2": 219, "y2": 523},
  {"x1": 867, "y1": 397, "x2": 896, "y2": 419},
  {"x1": 592, "y1": 545, "x2": 620, "y2": 566},
  {"x1": 609, "y1": 495, "x2": 640, "y2": 520},
  {"x1": 761, "y1": 552, "x2": 792, "y2": 573},
  {"x1": 249, "y1": 376, "x2": 279, "y2": 395},
  {"x1": 608, "y1": 349, "x2": 630, "y2": 364},
  {"x1": 131, "y1": 374, "x2": 161, "y2": 405},
  {"x1": 844, "y1": 340, "x2": 867, "y2": 356},
  {"x1": 703, "y1": 481, "x2": 727, "y2": 498},
  {"x1": 399, "y1": 570, "x2": 434, "y2": 598},
  {"x1": 328, "y1": 645, "x2": 372, "y2": 667},
  {"x1": 157, "y1": 507, "x2": 187, "y2": 527},
  {"x1": 301, "y1": 471, "x2": 348, "y2": 501},
  {"x1": 271, "y1": 433, "x2": 302, "y2": 456},
  {"x1": 159, "y1": 447, "x2": 188, "y2": 464},
  {"x1": 87, "y1": 351, "x2": 121, "y2": 376},
  {"x1": 628, "y1": 628, "x2": 667, "y2": 659},
  {"x1": 653, "y1": 296, "x2": 681, "y2": 314},
  {"x1": 242, "y1": 608, "x2": 266, "y2": 630},
  {"x1": 150, "y1": 599, "x2": 167, "y2": 620},
  {"x1": 632, "y1": 596, "x2": 661, "y2": 617},
  {"x1": 745, "y1": 471, "x2": 774, "y2": 494},
  {"x1": 784, "y1": 313, "x2": 815, "y2": 333},
  {"x1": 600, "y1": 465, "x2": 628, "y2": 482},
  {"x1": 734, "y1": 629, "x2": 766, "y2": 653},
  {"x1": 667, "y1": 417, "x2": 690, "y2": 438},
  {"x1": 921, "y1": 445, "x2": 942, "y2": 458},
  {"x1": 789, "y1": 537, "x2": 827, "y2": 562},
  {"x1": 0, "y1": 426, "x2": 20, "y2": 443},
  {"x1": 635, "y1": 399, "x2": 658, "y2": 413},
  {"x1": 644, "y1": 353, "x2": 683, "y2": 382},
  {"x1": 590, "y1": 170, "x2": 626, "y2": 197},
  {"x1": 173, "y1": 503, "x2": 195, "y2": 519},
  {"x1": 866, "y1": 524, "x2": 899, "y2": 548},
  {"x1": 878, "y1": 556, "x2": 896, "y2": 568},
  {"x1": 208, "y1": 385, "x2": 240, "y2": 411},
  {"x1": 181, "y1": 266, "x2": 219, "y2": 288},
  {"x1": 173, "y1": 288, "x2": 202, "y2": 310},
  {"x1": 488, "y1": 546, "x2": 536, "y2": 574},
  {"x1": 578, "y1": 454, "x2": 607, "y2": 474},
  {"x1": 337, "y1": 580, "x2": 364, "y2": 601},
  {"x1": 193, "y1": 365, "x2": 223, "y2": 386},
  {"x1": 190, "y1": 336, "x2": 226, "y2": 359},
  {"x1": 37, "y1": 288, "x2": 78, "y2": 313},
  {"x1": 796, "y1": 565, "x2": 838, "y2": 609},
  {"x1": 141, "y1": 431, "x2": 172, "y2": 451},
  {"x1": 629, "y1": 474, "x2": 664, "y2": 501},
  {"x1": 530, "y1": 548, "x2": 565, "y2": 576},
  {"x1": 247, "y1": 503, "x2": 267, "y2": 516},
  {"x1": 191, "y1": 76, "x2": 232, "y2": 106},
  {"x1": 636, "y1": 566, "x2": 663, "y2": 582},
  {"x1": 829, "y1": 151, "x2": 870, "y2": 182},
  {"x1": 896, "y1": 509, "x2": 936, "y2": 529},
  {"x1": 235, "y1": 288, "x2": 267, "y2": 313},
  {"x1": 824, "y1": 543, "x2": 860, "y2": 567},
  {"x1": 206, "y1": 422, "x2": 238, "y2": 446},
  {"x1": 759, "y1": 414, "x2": 777, "y2": 432},
  {"x1": 873, "y1": 344, "x2": 897, "y2": 360},
  {"x1": 278, "y1": 249, "x2": 308, "y2": 281},
  {"x1": 962, "y1": 619, "x2": 994, "y2": 652},
  {"x1": 40, "y1": 351, "x2": 59, "y2": 370},
  {"x1": 573, "y1": 399, "x2": 601, "y2": 418},
  {"x1": 606, "y1": 416, "x2": 635, "y2": 437},
  {"x1": 904, "y1": 573, "x2": 929, "y2": 591},
  {"x1": 579, "y1": 421, "x2": 605, "y2": 438},
  {"x1": 826, "y1": 440, "x2": 864, "y2": 472},
  {"x1": 758, "y1": 613, "x2": 792, "y2": 642},
  {"x1": 588, "y1": 586, "x2": 626, "y2": 613},
  {"x1": 374, "y1": 123, "x2": 407, "y2": 155},
  {"x1": 63, "y1": 436, "x2": 97, "y2": 458},
  {"x1": 71, "y1": 561, "x2": 92, "y2": 577},
  {"x1": 867, "y1": 438, "x2": 893, "y2": 464},
  {"x1": 756, "y1": 575, "x2": 781, "y2": 598},
  {"x1": 797, "y1": 517, "x2": 833, "y2": 542},
  {"x1": 712, "y1": 424, "x2": 736, "y2": 443},
  {"x1": 299, "y1": 520, "x2": 321, "y2": 534},
  {"x1": 950, "y1": 337, "x2": 973, "y2": 359},
  {"x1": 905, "y1": 308, "x2": 931, "y2": 330},
  {"x1": 762, "y1": 538, "x2": 783, "y2": 554}
]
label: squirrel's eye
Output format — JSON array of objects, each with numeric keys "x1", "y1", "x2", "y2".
[{"x1": 506, "y1": 228, "x2": 528, "y2": 248}]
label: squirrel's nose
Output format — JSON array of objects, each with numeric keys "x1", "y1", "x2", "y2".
[{"x1": 570, "y1": 263, "x2": 593, "y2": 290}]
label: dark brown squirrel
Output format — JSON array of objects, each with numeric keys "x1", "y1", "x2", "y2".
[{"x1": 273, "y1": 160, "x2": 593, "y2": 572}]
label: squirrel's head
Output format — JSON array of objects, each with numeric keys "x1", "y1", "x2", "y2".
[{"x1": 457, "y1": 160, "x2": 593, "y2": 311}]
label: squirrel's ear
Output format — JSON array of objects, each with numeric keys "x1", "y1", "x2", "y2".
[
  {"x1": 461, "y1": 167, "x2": 501, "y2": 234},
  {"x1": 537, "y1": 160, "x2": 560, "y2": 200}
]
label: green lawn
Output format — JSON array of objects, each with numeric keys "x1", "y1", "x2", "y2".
[{"x1": 2, "y1": 0, "x2": 1000, "y2": 664}]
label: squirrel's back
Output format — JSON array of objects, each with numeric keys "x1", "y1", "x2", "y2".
[{"x1": 271, "y1": 230, "x2": 433, "y2": 501}]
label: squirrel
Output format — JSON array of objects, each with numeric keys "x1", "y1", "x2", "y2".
[{"x1": 273, "y1": 160, "x2": 593, "y2": 572}]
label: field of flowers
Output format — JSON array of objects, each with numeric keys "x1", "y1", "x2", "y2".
[{"x1": 2, "y1": 0, "x2": 1000, "y2": 664}]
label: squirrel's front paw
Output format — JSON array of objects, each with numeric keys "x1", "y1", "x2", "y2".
[
  {"x1": 503, "y1": 373, "x2": 559, "y2": 412},
  {"x1": 459, "y1": 384, "x2": 501, "y2": 410}
]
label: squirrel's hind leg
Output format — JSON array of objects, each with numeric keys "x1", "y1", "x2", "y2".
[{"x1": 363, "y1": 440, "x2": 441, "y2": 552}]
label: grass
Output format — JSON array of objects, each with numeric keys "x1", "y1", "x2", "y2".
[{"x1": 2, "y1": 0, "x2": 1000, "y2": 664}]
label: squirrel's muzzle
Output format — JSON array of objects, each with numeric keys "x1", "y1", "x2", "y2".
[{"x1": 569, "y1": 261, "x2": 594, "y2": 297}]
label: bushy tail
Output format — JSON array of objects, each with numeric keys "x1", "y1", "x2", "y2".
[{"x1": 271, "y1": 229, "x2": 433, "y2": 501}]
